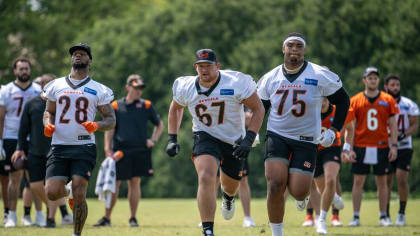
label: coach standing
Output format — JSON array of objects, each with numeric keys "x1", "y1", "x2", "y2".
[{"x1": 94, "y1": 74, "x2": 163, "y2": 227}]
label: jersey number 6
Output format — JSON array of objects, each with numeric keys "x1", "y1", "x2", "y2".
[{"x1": 58, "y1": 96, "x2": 89, "y2": 124}]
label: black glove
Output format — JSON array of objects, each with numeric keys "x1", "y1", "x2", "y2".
[
  {"x1": 397, "y1": 132, "x2": 406, "y2": 141},
  {"x1": 232, "y1": 130, "x2": 257, "y2": 160},
  {"x1": 166, "y1": 134, "x2": 180, "y2": 157}
]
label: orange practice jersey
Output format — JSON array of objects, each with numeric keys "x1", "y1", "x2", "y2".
[
  {"x1": 319, "y1": 105, "x2": 355, "y2": 150},
  {"x1": 351, "y1": 91, "x2": 399, "y2": 148}
]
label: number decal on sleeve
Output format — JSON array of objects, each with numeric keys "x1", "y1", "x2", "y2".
[
  {"x1": 58, "y1": 96, "x2": 89, "y2": 124},
  {"x1": 13, "y1": 97, "x2": 24, "y2": 116},
  {"x1": 397, "y1": 114, "x2": 405, "y2": 133},
  {"x1": 195, "y1": 101, "x2": 225, "y2": 127},
  {"x1": 276, "y1": 89, "x2": 307, "y2": 117}
]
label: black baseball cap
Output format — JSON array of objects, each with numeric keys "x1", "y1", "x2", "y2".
[
  {"x1": 363, "y1": 66, "x2": 379, "y2": 77},
  {"x1": 195, "y1": 49, "x2": 217, "y2": 64},
  {"x1": 69, "y1": 43, "x2": 92, "y2": 60}
]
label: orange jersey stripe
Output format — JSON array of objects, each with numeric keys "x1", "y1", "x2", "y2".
[{"x1": 351, "y1": 91, "x2": 399, "y2": 148}]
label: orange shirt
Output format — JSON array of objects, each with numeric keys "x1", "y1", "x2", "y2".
[
  {"x1": 319, "y1": 105, "x2": 355, "y2": 150},
  {"x1": 351, "y1": 91, "x2": 399, "y2": 148}
]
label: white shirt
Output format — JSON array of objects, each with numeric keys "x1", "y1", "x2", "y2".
[
  {"x1": 43, "y1": 76, "x2": 114, "y2": 145},
  {"x1": 257, "y1": 61, "x2": 342, "y2": 144},
  {"x1": 173, "y1": 70, "x2": 256, "y2": 145},
  {"x1": 394, "y1": 96, "x2": 419, "y2": 149},
  {"x1": 0, "y1": 82, "x2": 42, "y2": 139}
]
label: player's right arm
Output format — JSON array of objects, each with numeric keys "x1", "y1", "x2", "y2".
[
  {"x1": 43, "y1": 100, "x2": 56, "y2": 126},
  {"x1": 166, "y1": 100, "x2": 184, "y2": 157}
]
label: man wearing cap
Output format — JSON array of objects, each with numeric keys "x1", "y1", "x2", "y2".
[
  {"x1": 166, "y1": 49, "x2": 264, "y2": 236},
  {"x1": 43, "y1": 43, "x2": 116, "y2": 236},
  {"x1": 0, "y1": 58, "x2": 42, "y2": 227},
  {"x1": 257, "y1": 32, "x2": 350, "y2": 236},
  {"x1": 344, "y1": 67, "x2": 398, "y2": 227},
  {"x1": 93, "y1": 74, "x2": 163, "y2": 227}
]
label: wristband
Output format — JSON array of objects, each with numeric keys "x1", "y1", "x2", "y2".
[{"x1": 342, "y1": 142, "x2": 351, "y2": 152}]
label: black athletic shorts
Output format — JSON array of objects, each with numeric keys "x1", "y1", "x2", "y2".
[
  {"x1": 115, "y1": 148, "x2": 153, "y2": 180},
  {"x1": 192, "y1": 131, "x2": 245, "y2": 181},
  {"x1": 0, "y1": 139, "x2": 28, "y2": 176},
  {"x1": 313, "y1": 146, "x2": 341, "y2": 178},
  {"x1": 27, "y1": 153, "x2": 47, "y2": 182},
  {"x1": 46, "y1": 144, "x2": 96, "y2": 181},
  {"x1": 351, "y1": 146, "x2": 390, "y2": 176},
  {"x1": 390, "y1": 149, "x2": 413, "y2": 172},
  {"x1": 264, "y1": 131, "x2": 318, "y2": 176}
]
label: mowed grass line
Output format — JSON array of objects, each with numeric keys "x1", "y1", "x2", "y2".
[{"x1": 1, "y1": 198, "x2": 419, "y2": 235}]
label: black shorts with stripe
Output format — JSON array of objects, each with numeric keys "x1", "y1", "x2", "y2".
[
  {"x1": 264, "y1": 131, "x2": 318, "y2": 176},
  {"x1": 390, "y1": 148, "x2": 413, "y2": 172},
  {"x1": 192, "y1": 131, "x2": 245, "y2": 181},
  {"x1": 46, "y1": 144, "x2": 96, "y2": 181},
  {"x1": 313, "y1": 146, "x2": 341, "y2": 178}
]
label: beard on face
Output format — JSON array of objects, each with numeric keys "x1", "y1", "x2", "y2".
[
  {"x1": 17, "y1": 74, "x2": 30, "y2": 82},
  {"x1": 388, "y1": 90, "x2": 400, "y2": 99},
  {"x1": 72, "y1": 62, "x2": 89, "y2": 69}
]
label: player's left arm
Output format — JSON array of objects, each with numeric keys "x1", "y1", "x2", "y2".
[
  {"x1": 96, "y1": 104, "x2": 116, "y2": 131},
  {"x1": 405, "y1": 115, "x2": 419, "y2": 137},
  {"x1": 388, "y1": 115, "x2": 398, "y2": 161},
  {"x1": 326, "y1": 87, "x2": 350, "y2": 132}
]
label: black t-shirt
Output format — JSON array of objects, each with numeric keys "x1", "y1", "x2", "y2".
[
  {"x1": 112, "y1": 98, "x2": 160, "y2": 150},
  {"x1": 17, "y1": 96, "x2": 52, "y2": 156}
]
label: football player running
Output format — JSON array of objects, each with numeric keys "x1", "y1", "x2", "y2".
[
  {"x1": 43, "y1": 43, "x2": 115, "y2": 236},
  {"x1": 257, "y1": 32, "x2": 350, "y2": 236},
  {"x1": 166, "y1": 49, "x2": 264, "y2": 236}
]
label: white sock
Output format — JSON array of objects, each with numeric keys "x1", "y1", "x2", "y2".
[
  {"x1": 315, "y1": 214, "x2": 319, "y2": 222},
  {"x1": 320, "y1": 210, "x2": 327, "y2": 220},
  {"x1": 244, "y1": 216, "x2": 253, "y2": 221},
  {"x1": 9, "y1": 211, "x2": 16, "y2": 218},
  {"x1": 36, "y1": 210, "x2": 43, "y2": 215},
  {"x1": 270, "y1": 222, "x2": 283, "y2": 236}
]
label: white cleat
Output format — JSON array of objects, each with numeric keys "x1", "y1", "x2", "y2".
[
  {"x1": 22, "y1": 215, "x2": 33, "y2": 226},
  {"x1": 379, "y1": 217, "x2": 391, "y2": 227},
  {"x1": 296, "y1": 196, "x2": 309, "y2": 211},
  {"x1": 61, "y1": 213, "x2": 73, "y2": 225},
  {"x1": 5, "y1": 214, "x2": 17, "y2": 228},
  {"x1": 316, "y1": 219, "x2": 328, "y2": 235},
  {"x1": 221, "y1": 193, "x2": 235, "y2": 220},
  {"x1": 332, "y1": 193, "x2": 344, "y2": 210},
  {"x1": 198, "y1": 222, "x2": 202, "y2": 227},
  {"x1": 65, "y1": 181, "x2": 73, "y2": 198},
  {"x1": 34, "y1": 212, "x2": 46, "y2": 227},
  {"x1": 395, "y1": 214, "x2": 406, "y2": 226},
  {"x1": 348, "y1": 218, "x2": 360, "y2": 227},
  {"x1": 242, "y1": 217, "x2": 256, "y2": 227}
]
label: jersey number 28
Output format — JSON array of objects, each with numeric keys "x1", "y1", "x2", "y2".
[{"x1": 58, "y1": 96, "x2": 89, "y2": 124}]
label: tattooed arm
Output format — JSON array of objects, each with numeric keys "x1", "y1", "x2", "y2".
[
  {"x1": 43, "y1": 100, "x2": 56, "y2": 126},
  {"x1": 97, "y1": 103, "x2": 116, "y2": 131}
]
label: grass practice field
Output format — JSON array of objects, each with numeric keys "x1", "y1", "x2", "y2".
[{"x1": 1, "y1": 197, "x2": 419, "y2": 235}]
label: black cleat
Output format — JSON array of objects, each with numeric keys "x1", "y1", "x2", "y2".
[
  {"x1": 93, "y1": 216, "x2": 111, "y2": 227},
  {"x1": 129, "y1": 217, "x2": 139, "y2": 227},
  {"x1": 45, "y1": 218, "x2": 56, "y2": 228}
]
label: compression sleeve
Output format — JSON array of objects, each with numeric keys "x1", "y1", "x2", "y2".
[
  {"x1": 261, "y1": 99, "x2": 271, "y2": 116},
  {"x1": 327, "y1": 87, "x2": 350, "y2": 131}
]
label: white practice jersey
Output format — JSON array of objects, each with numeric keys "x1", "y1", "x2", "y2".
[
  {"x1": 43, "y1": 76, "x2": 114, "y2": 145},
  {"x1": 393, "y1": 96, "x2": 419, "y2": 149},
  {"x1": 173, "y1": 70, "x2": 256, "y2": 145},
  {"x1": 0, "y1": 82, "x2": 42, "y2": 139},
  {"x1": 257, "y1": 61, "x2": 342, "y2": 144}
]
